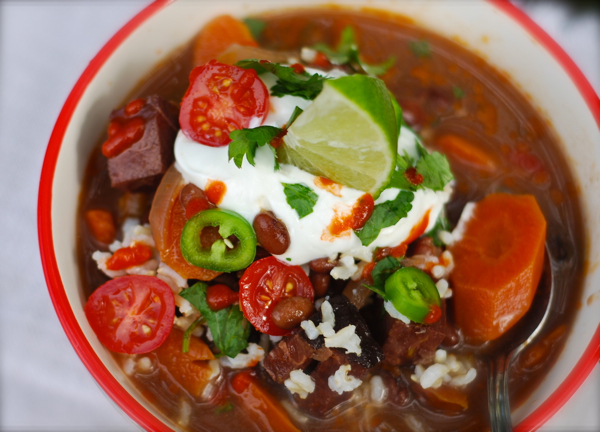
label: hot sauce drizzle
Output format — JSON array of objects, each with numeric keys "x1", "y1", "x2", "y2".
[
  {"x1": 205, "y1": 180, "x2": 227, "y2": 205},
  {"x1": 314, "y1": 176, "x2": 342, "y2": 197},
  {"x1": 324, "y1": 194, "x2": 375, "y2": 240}
]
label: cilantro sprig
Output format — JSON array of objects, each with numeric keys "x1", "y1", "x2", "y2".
[
  {"x1": 242, "y1": 18, "x2": 266, "y2": 40},
  {"x1": 362, "y1": 255, "x2": 405, "y2": 299},
  {"x1": 415, "y1": 143, "x2": 454, "y2": 191},
  {"x1": 408, "y1": 40, "x2": 432, "y2": 58},
  {"x1": 228, "y1": 107, "x2": 304, "y2": 170},
  {"x1": 356, "y1": 190, "x2": 414, "y2": 246},
  {"x1": 388, "y1": 143, "x2": 453, "y2": 192},
  {"x1": 228, "y1": 126, "x2": 281, "y2": 169},
  {"x1": 236, "y1": 60, "x2": 328, "y2": 100},
  {"x1": 282, "y1": 183, "x2": 318, "y2": 219},
  {"x1": 180, "y1": 283, "x2": 250, "y2": 358},
  {"x1": 312, "y1": 26, "x2": 395, "y2": 77}
]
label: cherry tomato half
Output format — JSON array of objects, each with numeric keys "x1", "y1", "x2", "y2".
[
  {"x1": 84, "y1": 275, "x2": 175, "y2": 354},
  {"x1": 179, "y1": 60, "x2": 269, "y2": 147},
  {"x1": 239, "y1": 257, "x2": 314, "y2": 336}
]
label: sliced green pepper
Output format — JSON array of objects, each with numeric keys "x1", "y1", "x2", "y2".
[
  {"x1": 384, "y1": 267, "x2": 441, "y2": 324},
  {"x1": 180, "y1": 209, "x2": 256, "y2": 272}
]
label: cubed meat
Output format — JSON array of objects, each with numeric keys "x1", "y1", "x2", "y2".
[
  {"x1": 305, "y1": 295, "x2": 384, "y2": 369},
  {"x1": 294, "y1": 350, "x2": 367, "y2": 416},
  {"x1": 106, "y1": 95, "x2": 179, "y2": 190},
  {"x1": 381, "y1": 306, "x2": 448, "y2": 366},
  {"x1": 263, "y1": 334, "x2": 315, "y2": 383}
]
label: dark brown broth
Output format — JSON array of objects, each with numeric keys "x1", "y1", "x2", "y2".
[{"x1": 77, "y1": 8, "x2": 585, "y2": 432}]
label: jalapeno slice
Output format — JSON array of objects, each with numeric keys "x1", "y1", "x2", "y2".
[
  {"x1": 384, "y1": 267, "x2": 441, "y2": 324},
  {"x1": 180, "y1": 209, "x2": 256, "y2": 272}
]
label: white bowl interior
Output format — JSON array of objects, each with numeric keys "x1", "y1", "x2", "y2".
[{"x1": 50, "y1": 0, "x2": 600, "y2": 428}]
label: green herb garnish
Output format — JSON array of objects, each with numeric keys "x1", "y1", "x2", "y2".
[
  {"x1": 228, "y1": 107, "x2": 304, "y2": 169},
  {"x1": 409, "y1": 40, "x2": 432, "y2": 58},
  {"x1": 243, "y1": 18, "x2": 266, "y2": 40},
  {"x1": 452, "y1": 86, "x2": 464, "y2": 99},
  {"x1": 415, "y1": 143, "x2": 454, "y2": 191},
  {"x1": 356, "y1": 190, "x2": 414, "y2": 246},
  {"x1": 214, "y1": 401, "x2": 234, "y2": 414},
  {"x1": 312, "y1": 26, "x2": 395, "y2": 76},
  {"x1": 229, "y1": 126, "x2": 281, "y2": 169},
  {"x1": 236, "y1": 60, "x2": 328, "y2": 100},
  {"x1": 366, "y1": 256, "x2": 404, "y2": 297},
  {"x1": 282, "y1": 183, "x2": 319, "y2": 219},
  {"x1": 180, "y1": 283, "x2": 250, "y2": 358},
  {"x1": 182, "y1": 316, "x2": 205, "y2": 353}
]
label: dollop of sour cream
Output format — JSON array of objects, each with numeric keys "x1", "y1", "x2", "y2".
[{"x1": 174, "y1": 68, "x2": 452, "y2": 270}]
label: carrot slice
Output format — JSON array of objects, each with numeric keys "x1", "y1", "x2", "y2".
[
  {"x1": 84, "y1": 209, "x2": 116, "y2": 244},
  {"x1": 449, "y1": 193, "x2": 546, "y2": 343},
  {"x1": 193, "y1": 15, "x2": 257, "y2": 67},
  {"x1": 153, "y1": 329, "x2": 215, "y2": 397},
  {"x1": 231, "y1": 370, "x2": 300, "y2": 432},
  {"x1": 434, "y1": 134, "x2": 498, "y2": 172},
  {"x1": 149, "y1": 165, "x2": 220, "y2": 280}
]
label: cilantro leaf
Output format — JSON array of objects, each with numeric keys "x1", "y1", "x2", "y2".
[
  {"x1": 425, "y1": 214, "x2": 451, "y2": 247},
  {"x1": 371, "y1": 256, "x2": 403, "y2": 288},
  {"x1": 236, "y1": 60, "x2": 328, "y2": 100},
  {"x1": 214, "y1": 401, "x2": 234, "y2": 414},
  {"x1": 228, "y1": 126, "x2": 282, "y2": 168},
  {"x1": 286, "y1": 106, "x2": 304, "y2": 126},
  {"x1": 362, "y1": 282, "x2": 387, "y2": 300},
  {"x1": 416, "y1": 143, "x2": 454, "y2": 191},
  {"x1": 362, "y1": 56, "x2": 396, "y2": 77},
  {"x1": 409, "y1": 40, "x2": 432, "y2": 58},
  {"x1": 356, "y1": 190, "x2": 414, "y2": 246},
  {"x1": 388, "y1": 152, "x2": 418, "y2": 190},
  {"x1": 180, "y1": 283, "x2": 250, "y2": 358},
  {"x1": 312, "y1": 26, "x2": 394, "y2": 77},
  {"x1": 452, "y1": 86, "x2": 464, "y2": 100},
  {"x1": 228, "y1": 107, "x2": 304, "y2": 170},
  {"x1": 243, "y1": 18, "x2": 266, "y2": 40},
  {"x1": 282, "y1": 183, "x2": 318, "y2": 219}
]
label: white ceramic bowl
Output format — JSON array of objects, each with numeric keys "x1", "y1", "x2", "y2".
[{"x1": 39, "y1": 1, "x2": 600, "y2": 430}]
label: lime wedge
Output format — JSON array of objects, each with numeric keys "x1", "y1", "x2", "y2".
[{"x1": 279, "y1": 75, "x2": 398, "y2": 197}]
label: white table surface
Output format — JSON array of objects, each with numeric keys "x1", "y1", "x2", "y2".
[{"x1": 0, "y1": 1, "x2": 598, "y2": 430}]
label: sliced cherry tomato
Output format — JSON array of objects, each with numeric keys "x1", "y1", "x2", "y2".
[
  {"x1": 239, "y1": 257, "x2": 314, "y2": 336},
  {"x1": 84, "y1": 275, "x2": 175, "y2": 354},
  {"x1": 179, "y1": 60, "x2": 269, "y2": 147}
]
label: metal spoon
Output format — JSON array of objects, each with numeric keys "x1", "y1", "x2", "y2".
[{"x1": 478, "y1": 249, "x2": 555, "y2": 432}]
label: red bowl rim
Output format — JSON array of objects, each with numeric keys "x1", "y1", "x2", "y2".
[{"x1": 38, "y1": 0, "x2": 600, "y2": 431}]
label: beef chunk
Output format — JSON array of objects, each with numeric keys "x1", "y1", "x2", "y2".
[
  {"x1": 382, "y1": 309, "x2": 448, "y2": 366},
  {"x1": 305, "y1": 295, "x2": 384, "y2": 368},
  {"x1": 294, "y1": 350, "x2": 367, "y2": 416},
  {"x1": 106, "y1": 95, "x2": 179, "y2": 190},
  {"x1": 263, "y1": 334, "x2": 315, "y2": 383}
]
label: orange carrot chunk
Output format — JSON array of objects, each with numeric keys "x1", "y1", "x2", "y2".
[
  {"x1": 449, "y1": 193, "x2": 546, "y2": 343},
  {"x1": 84, "y1": 209, "x2": 116, "y2": 244},
  {"x1": 434, "y1": 134, "x2": 498, "y2": 172},
  {"x1": 153, "y1": 329, "x2": 215, "y2": 397},
  {"x1": 193, "y1": 15, "x2": 258, "y2": 67},
  {"x1": 231, "y1": 370, "x2": 300, "y2": 432}
]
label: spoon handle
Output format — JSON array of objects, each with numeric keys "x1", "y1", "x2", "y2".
[{"x1": 488, "y1": 351, "x2": 513, "y2": 432}]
